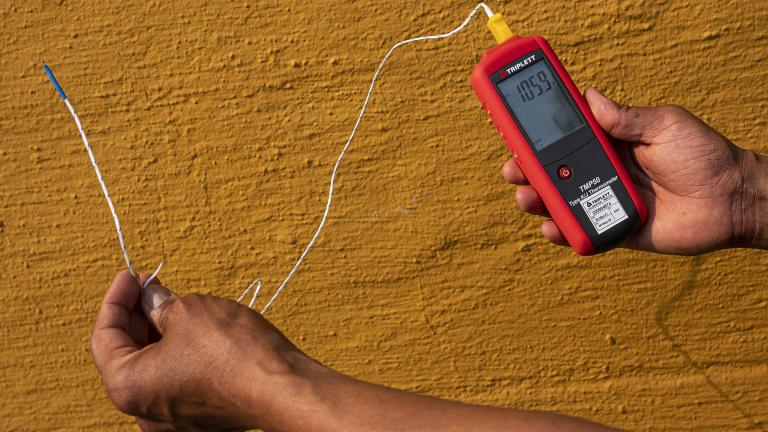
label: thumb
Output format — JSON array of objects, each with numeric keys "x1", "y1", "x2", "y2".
[
  {"x1": 585, "y1": 87, "x2": 667, "y2": 143},
  {"x1": 140, "y1": 281, "x2": 176, "y2": 335}
]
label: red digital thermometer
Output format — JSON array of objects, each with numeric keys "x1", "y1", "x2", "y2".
[{"x1": 472, "y1": 15, "x2": 647, "y2": 255}]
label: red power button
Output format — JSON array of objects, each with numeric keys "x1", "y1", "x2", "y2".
[{"x1": 558, "y1": 165, "x2": 572, "y2": 180}]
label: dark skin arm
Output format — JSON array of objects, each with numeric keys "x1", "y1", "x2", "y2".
[
  {"x1": 90, "y1": 89, "x2": 768, "y2": 431},
  {"x1": 91, "y1": 271, "x2": 622, "y2": 432}
]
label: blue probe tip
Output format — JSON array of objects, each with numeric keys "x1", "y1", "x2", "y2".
[{"x1": 42, "y1": 63, "x2": 67, "y2": 101}]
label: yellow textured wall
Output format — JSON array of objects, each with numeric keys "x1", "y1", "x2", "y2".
[{"x1": 1, "y1": 1, "x2": 767, "y2": 430}]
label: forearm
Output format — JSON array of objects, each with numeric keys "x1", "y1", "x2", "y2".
[
  {"x1": 251, "y1": 354, "x2": 620, "y2": 432},
  {"x1": 735, "y1": 150, "x2": 768, "y2": 249}
]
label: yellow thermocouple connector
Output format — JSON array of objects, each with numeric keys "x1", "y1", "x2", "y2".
[{"x1": 487, "y1": 13, "x2": 513, "y2": 44}]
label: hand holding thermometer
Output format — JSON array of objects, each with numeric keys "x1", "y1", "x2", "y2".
[{"x1": 472, "y1": 15, "x2": 647, "y2": 255}]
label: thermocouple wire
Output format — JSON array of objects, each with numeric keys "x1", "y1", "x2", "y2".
[
  {"x1": 43, "y1": 2, "x2": 494, "y2": 313},
  {"x1": 252, "y1": 2, "x2": 494, "y2": 313}
]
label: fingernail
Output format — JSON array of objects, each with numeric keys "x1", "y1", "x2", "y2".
[
  {"x1": 588, "y1": 88, "x2": 617, "y2": 108},
  {"x1": 141, "y1": 283, "x2": 172, "y2": 310},
  {"x1": 586, "y1": 87, "x2": 603, "y2": 100}
]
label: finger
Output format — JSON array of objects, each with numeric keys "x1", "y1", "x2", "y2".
[
  {"x1": 502, "y1": 159, "x2": 529, "y2": 185},
  {"x1": 127, "y1": 274, "x2": 167, "y2": 345},
  {"x1": 585, "y1": 87, "x2": 668, "y2": 143},
  {"x1": 515, "y1": 186, "x2": 550, "y2": 217},
  {"x1": 91, "y1": 270, "x2": 142, "y2": 375},
  {"x1": 140, "y1": 280, "x2": 177, "y2": 335},
  {"x1": 127, "y1": 307, "x2": 149, "y2": 346},
  {"x1": 541, "y1": 220, "x2": 569, "y2": 247},
  {"x1": 614, "y1": 137, "x2": 654, "y2": 191},
  {"x1": 135, "y1": 274, "x2": 169, "y2": 343}
]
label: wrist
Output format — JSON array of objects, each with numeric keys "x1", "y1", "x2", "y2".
[
  {"x1": 733, "y1": 149, "x2": 768, "y2": 249},
  {"x1": 239, "y1": 348, "x2": 340, "y2": 432}
]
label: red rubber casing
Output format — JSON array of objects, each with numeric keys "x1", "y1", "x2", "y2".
[{"x1": 472, "y1": 36, "x2": 647, "y2": 255}]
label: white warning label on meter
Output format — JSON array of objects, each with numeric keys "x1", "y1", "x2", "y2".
[{"x1": 580, "y1": 186, "x2": 628, "y2": 234}]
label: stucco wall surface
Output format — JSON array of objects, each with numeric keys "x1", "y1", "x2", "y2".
[{"x1": 1, "y1": 0, "x2": 767, "y2": 430}]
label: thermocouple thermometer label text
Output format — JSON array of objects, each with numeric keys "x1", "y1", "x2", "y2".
[{"x1": 580, "y1": 186, "x2": 628, "y2": 234}]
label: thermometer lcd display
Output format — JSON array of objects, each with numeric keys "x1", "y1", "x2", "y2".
[{"x1": 497, "y1": 60, "x2": 583, "y2": 151}]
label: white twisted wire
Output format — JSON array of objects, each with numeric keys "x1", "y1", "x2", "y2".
[
  {"x1": 64, "y1": 98, "x2": 163, "y2": 289},
  {"x1": 246, "y1": 3, "x2": 494, "y2": 314},
  {"x1": 54, "y1": 2, "x2": 495, "y2": 311}
]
